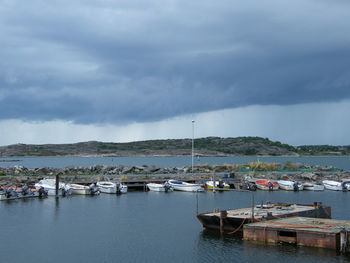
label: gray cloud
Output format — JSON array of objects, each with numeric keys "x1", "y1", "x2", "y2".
[{"x1": 1, "y1": 0, "x2": 350, "y2": 124}]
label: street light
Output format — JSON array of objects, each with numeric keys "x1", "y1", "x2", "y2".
[{"x1": 192, "y1": 120, "x2": 195, "y2": 173}]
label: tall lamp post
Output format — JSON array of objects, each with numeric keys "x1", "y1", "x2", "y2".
[{"x1": 192, "y1": 120, "x2": 195, "y2": 173}]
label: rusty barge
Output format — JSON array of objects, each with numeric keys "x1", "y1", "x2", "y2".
[
  {"x1": 196, "y1": 202, "x2": 331, "y2": 233},
  {"x1": 244, "y1": 217, "x2": 350, "y2": 252}
]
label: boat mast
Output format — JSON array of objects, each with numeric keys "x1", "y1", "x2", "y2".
[{"x1": 192, "y1": 120, "x2": 195, "y2": 173}]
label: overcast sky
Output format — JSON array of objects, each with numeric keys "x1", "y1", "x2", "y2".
[{"x1": 1, "y1": 0, "x2": 350, "y2": 146}]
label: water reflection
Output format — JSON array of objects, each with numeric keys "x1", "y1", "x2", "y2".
[
  {"x1": 1, "y1": 190, "x2": 350, "y2": 262},
  {"x1": 197, "y1": 229, "x2": 347, "y2": 263},
  {"x1": 54, "y1": 196, "x2": 60, "y2": 214}
]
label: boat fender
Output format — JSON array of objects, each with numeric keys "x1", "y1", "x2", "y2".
[
  {"x1": 268, "y1": 181, "x2": 273, "y2": 191},
  {"x1": 218, "y1": 181, "x2": 224, "y2": 188}
]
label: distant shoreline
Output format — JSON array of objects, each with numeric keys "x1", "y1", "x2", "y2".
[
  {"x1": 0, "y1": 154, "x2": 349, "y2": 158},
  {"x1": 0, "y1": 137, "x2": 349, "y2": 157}
]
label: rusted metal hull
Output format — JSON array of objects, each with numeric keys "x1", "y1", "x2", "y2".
[
  {"x1": 197, "y1": 203, "x2": 331, "y2": 233},
  {"x1": 242, "y1": 217, "x2": 350, "y2": 252},
  {"x1": 243, "y1": 228, "x2": 340, "y2": 250}
]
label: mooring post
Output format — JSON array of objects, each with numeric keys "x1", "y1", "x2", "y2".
[
  {"x1": 55, "y1": 173, "x2": 59, "y2": 196},
  {"x1": 340, "y1": 229, "x2": 349, "y2": 253},
  {"x1": 220, "y1": 210, "x2": 227, "y2": 233},
  {"x1": 251, "y1": 192, "x2": 255, "y2": 221},
  {"x1": 196, "y1": 190, "x2": 199, "y2": 215}
]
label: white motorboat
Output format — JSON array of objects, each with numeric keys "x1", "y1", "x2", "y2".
[
  {"x1": 117, "y1": 183, "x2": 128, "y2": 194},
  {"x1": 322, "y1": 180, "x2": 348, "y2": 191},
  {"x1": 303, "y1": 183, "x2": 325, "y2": 191},
  {"x1": 96, "y1": 181, "x2": 117, "y2": 194},
  {"x1": 205, "y1": 180, "x2": 230, "y2": 190},
  {"x1": 147, "y1": 183, "x2": 173, "y2": 192},
  {"x1": 167, "y1": 180, "x2": 203, "y2": 192},
  {"x1": 69, "y1": 183, "x2": 100, "y2": 195},
  {"x1": 277, "y1": 180, "x2": 303, "y2": 191},
  {"x1": 35, "y1": 179, "x2": 71, "y2": 196}
]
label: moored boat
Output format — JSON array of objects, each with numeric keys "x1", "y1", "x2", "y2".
[
  {"x1": 255, "y1": 180, "x2": 279, "y2": 191},
  {"x1": 96, "y1": 181, "x2": 117, "y2": 194},
  {"x1": 147, "y1": 182, "x2": 173, "y2": 192},
  {"x1": 303, "y1": 183, "x2": 325, "y2": 191},
  {"x1": 34, "y1": 179, "x2": 71, "y2": 196},
  {"x1": 69, "y1": 183, "x2": 100, "y2": 195},
  {"x1": 167, "y1": 180, "x2": 203, "y2": 192},
  {"x1": 117, "y1": 183, "x2": 128, "y2": 194},
  {"x1": 322, "y1": 180, "x2": 348, "y2": 191},
  {"x1": 205, "y1": 180, "x2": 230, "y2": 190},
  {"x1": 0, "y1": 186, "x2": 46, "y2": 200},
  {"x1": 277, "y1": 180, "x2": 303, "y2": 191}
]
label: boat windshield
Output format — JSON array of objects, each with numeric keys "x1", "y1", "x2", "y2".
[{"x1": 171, "y1": 181, "x2": 183, "y2": 184}]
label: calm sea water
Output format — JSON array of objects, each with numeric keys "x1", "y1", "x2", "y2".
[
  {"x1": 1, "y1": 155, "x2": 350, "y2": 170},
  {"x1": 1, "y1": 156, "x2": 350, "y2": 262},
  {"x1": 1, "y1": 190, "x2": 350, "y2": 263}
]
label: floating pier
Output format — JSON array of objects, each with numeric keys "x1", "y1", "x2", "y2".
[
  {"x1": 243, "y1": 217, "x2": 350, "y2": 252},
  {"x1": 197, "y1": 202, "x2": 331, "y2": 233},
  {"x1": 0, "y1": 192, "x2": 45, "y2": 201}
]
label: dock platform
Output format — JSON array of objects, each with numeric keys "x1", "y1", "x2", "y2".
[
  {"x1": 243, "y1": 217, "x2": 350, "y2": 252},
  {"x1": 0, "y1": 193, "x2": 44, "y2": 201},
  {"x1": 197, "y1": 202, "x2": 331, "y2": 233}
]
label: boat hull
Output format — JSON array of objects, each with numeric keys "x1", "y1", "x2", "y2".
[
  {"x1": 205, "y1": 181, "x2": 230, "y2": 191},
  {"x1": 303, "y1": 183, "x2": 325, "y2": 191},
  {"x1": 98, "y1": 186, "x2": 117, "y2": 194},
  {"x1": 277, "y1": 181, "x2": 303, "y2": 191},
  {"x1": 69, "y1": 184, "x2": 91, "y2": 195},
  {"x1": 323, "y1": 180, "x2": 343, "y2": 191},
  {"x1": 255, "y1": 180, "x2": 279, "y2": 191},
  {"x1": 34, "y1": 180, "x2": 72, "y2": 196},
  {"x1": 167, "y1": 180, "x2": 203, "y2": 192},
  {"x1": 147, "y1": 183, "x2": 173, "y2": 192},
  {"x1": 97, "y1": 182, "x2": 117, "y2": 194},
  {"x1": 197, "y1": 203, "x2": 332, "y2": 233}
]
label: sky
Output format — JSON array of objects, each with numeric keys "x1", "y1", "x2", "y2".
[{"x1": 1, "y1": 0, "x2": 350, "y2": 146}]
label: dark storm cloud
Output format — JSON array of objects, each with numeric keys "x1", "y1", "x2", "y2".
[{"x1": 1, "y1": 0, "x2": 350, "y2": 124}]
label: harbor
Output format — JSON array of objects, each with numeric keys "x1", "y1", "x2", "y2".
[
  {"x1": 0, "y1": 188, "x2": 349, "y2": 262},
  {"x1": 2, "y1": 158, "x2": 350, "y2": 261}
]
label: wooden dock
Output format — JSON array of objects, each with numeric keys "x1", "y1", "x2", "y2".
[{"x1": 0, "y1": 193, "x2": 45, "y2": 201}]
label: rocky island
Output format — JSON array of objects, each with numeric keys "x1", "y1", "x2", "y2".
[{"x1": 0, "y1": 136, "x2": 349, "y2": 157}]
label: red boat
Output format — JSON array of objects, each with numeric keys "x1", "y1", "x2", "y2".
[{"x1": 255, "y1": 180, "x2": 279, "y2": 190}]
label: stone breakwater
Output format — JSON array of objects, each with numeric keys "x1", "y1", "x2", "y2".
[
  {"x1": 0, "y1": 164, "x2": 349, "y2": 185},
  {"x1": 0, "y1": 165, "x2": 189, "y2": 176}
]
